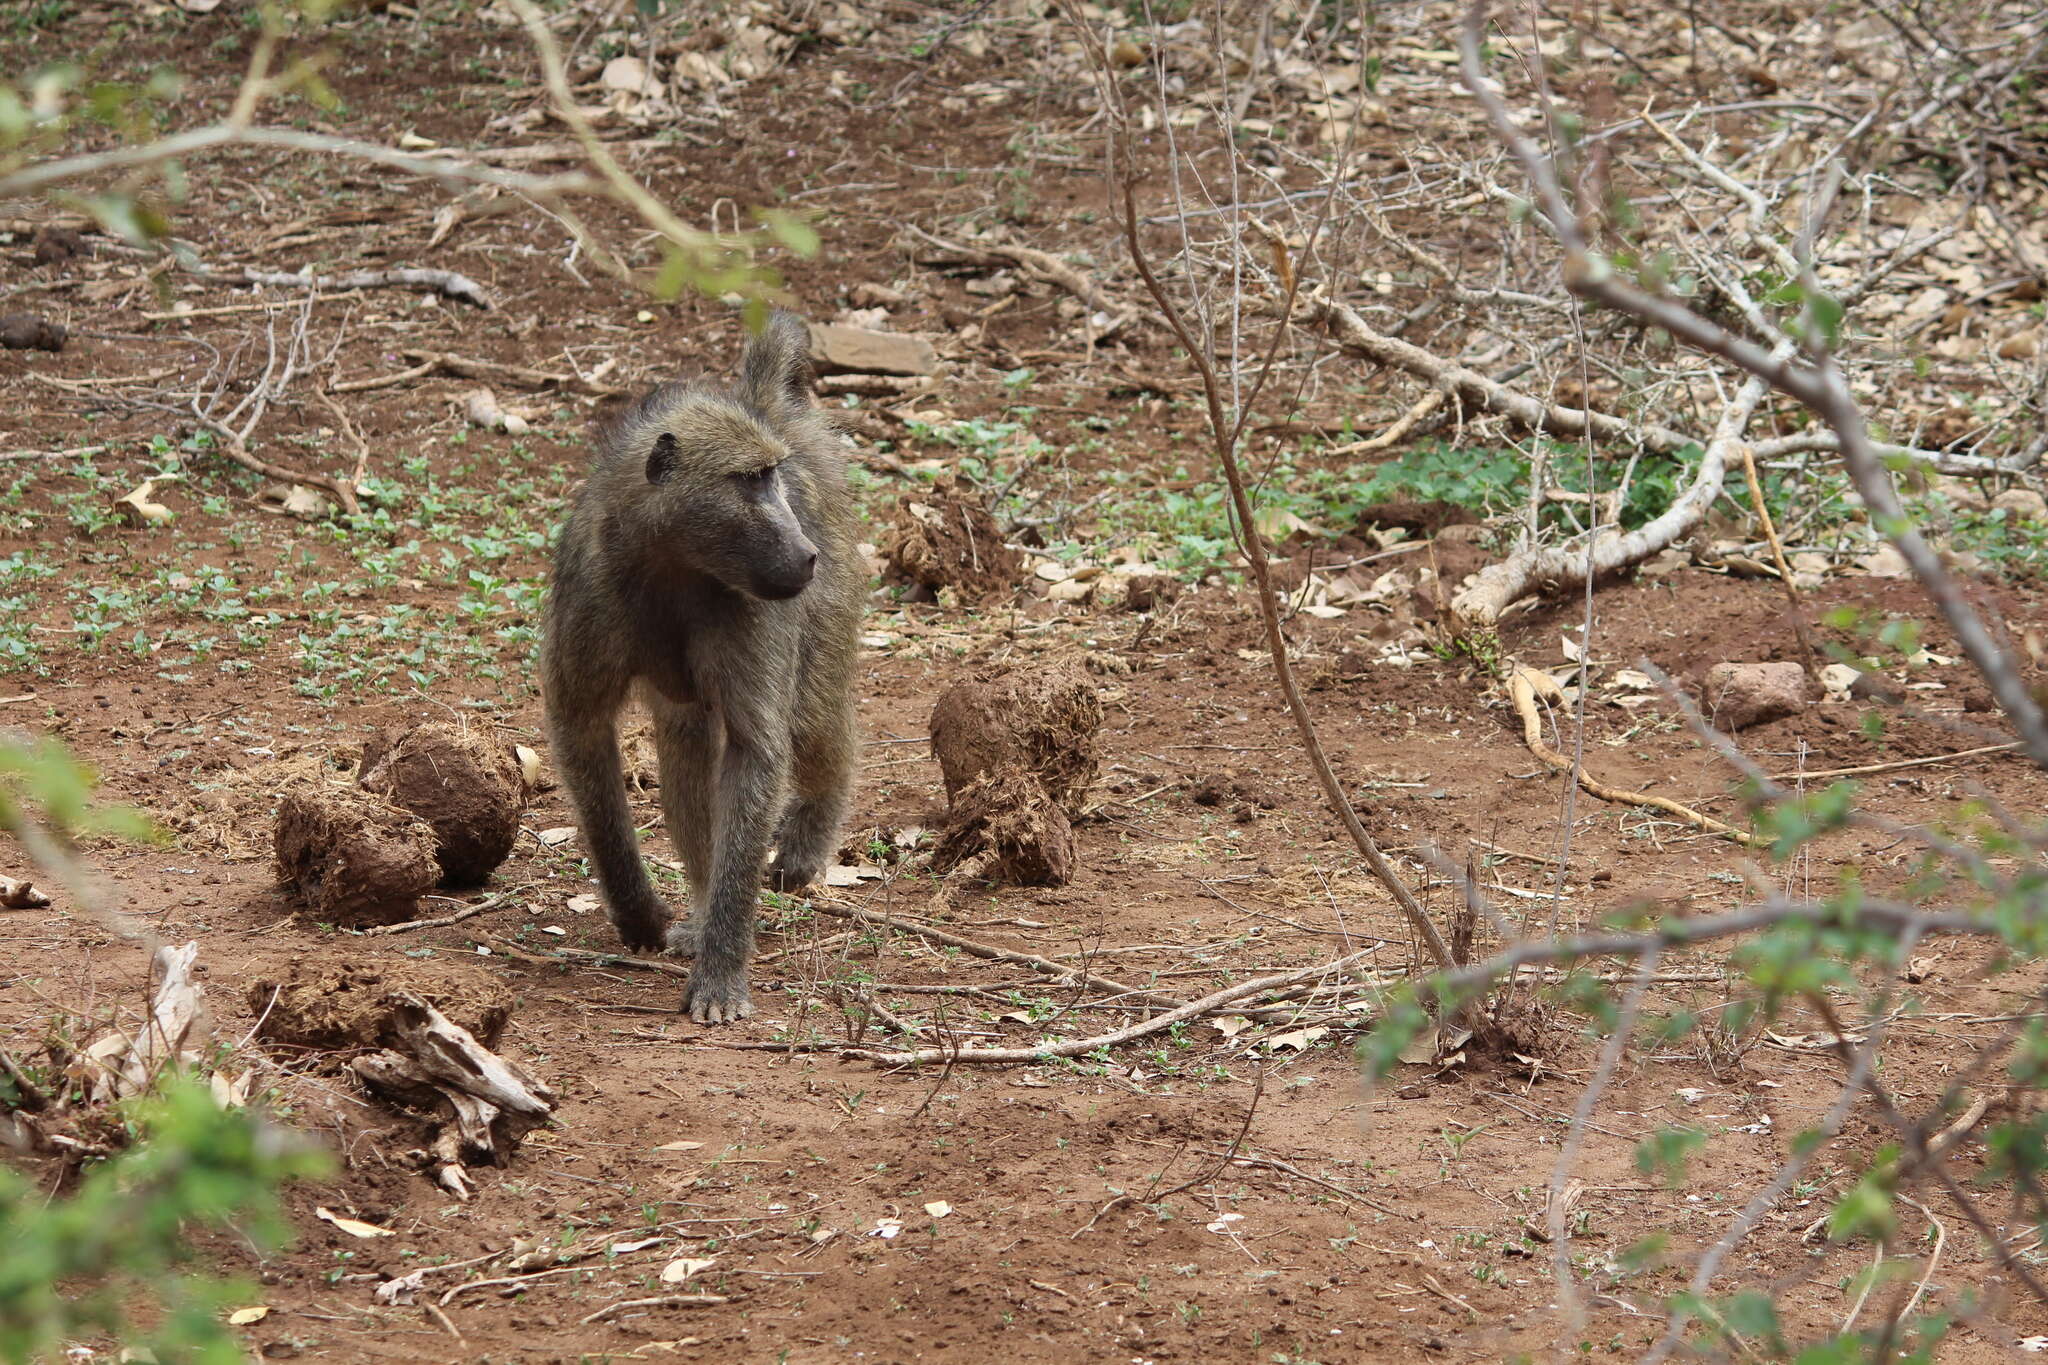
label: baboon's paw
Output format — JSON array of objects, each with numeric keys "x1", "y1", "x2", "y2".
[
  {"x1": 682, "y1": 971, "x2": 753, "y2": 1025},
  {"x1": 663, "y1": 918, "x2": 703, "y2": 958},
  {"x1": 767, "y1": 857, "x2": 823, "y2": 893},
  {"x1": 613, "y1": 903, "x2": 670, "y2": 953}
]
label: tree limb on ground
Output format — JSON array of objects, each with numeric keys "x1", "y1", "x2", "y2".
[
  {"x1": 840, "y1": 945, "x2": 1387, "y2": 1067},
  {"x1": 1509, "y1": 665, "x2": 1758, "y2": 845},
  {"x1": 197, "y1": 265, "x2": 492, "y2": 308},
  {"x1": 900, "y1": 222, "x2": 1119, "y2": 316}
]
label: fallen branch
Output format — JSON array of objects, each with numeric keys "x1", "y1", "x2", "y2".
[
  {"x1": 1510, "y1": 665, "x2": 1758, "y2": 844},
  {"x1": 900, "y1": 222, "x2": 1118, "y2": 315},
  {"x1": 361, "y1": 884, "x2": 533, "y2": 936},
  {"x1": 399, "y1": 349, "x2": 627, "y2": 397},
  {"x1": 812, "y1": 898, "x2": 1184, "y2": 1014},
  {"x1": 1766, "y1": 741, "x2": 2022, "y2": 783},
  {"x1": 198, "y1": 265, "x2": 491, "y2": 308},
  {"x1": 840, "y1": 946, "x2": 1385, "y2": 1067},
  {"x1": 579, "y1": 1293, "x2": 730, "y2": 1325}
]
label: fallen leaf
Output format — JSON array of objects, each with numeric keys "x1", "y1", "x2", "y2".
[
  {"x1": 1298, "y1": 603, "x2": 1347, "y2": 619},
  {"x1": 660, "y1": 1257, "x2": 716, "y2": 1283},
  {"x1": 654, "y1": 1140, "x2": 704, "y2": 1152},
  {"x1": 924, "y1": 1201, "x2": 952, "y2": 1218},
  {"x1": 1206, "y1": 1212, "x2": 1245, "y2": 1234},
  {"x1": 114, "y1": 480, "x2": 174, "y2": 528},
  {"x1": 1611, "y1": 669, "x2": 1654, "y2": 690},
  {"x1": 227, "y1": 1307, "x2": 270, "y2": 1326},
  {"x1": 566, "y1": 893, "x2": 599, "y2": 914},
  {"x1": 871, "y1": 1218, "x2": 904, "y2": 1239},
  {"x1": 1676, "y1": 1087, "x2": 1706, "y2": 1104},
  {"x1": 541, "y1": 925, "x2": 567, "y2": 936},
  {"x1": 822, "y1": 864, "x2": 863, "y2": 887},
  {"x1": 316, "y1": 1207, "x2": 395, "y2": 1239},
  {"x1": 1211, "y1": 1015, "x2": 1252, "y2": 1038},
  {"x1": 1265, "y1": 1026, "x2": 1328, "y2": 1053},
  {"x1": 515, "y1": 744, "x2": 542, "y2": 788},
  {"x1": 538, "y1": 826, "x2": 577, "y2": 847}
]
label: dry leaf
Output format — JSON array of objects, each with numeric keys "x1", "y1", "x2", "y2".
[
  {"x1": 227, "y1": 1307, "x2": 270, "y2": 1326},
  {"x1": 114, "y1": 480, "x2": 173, "y2": 528},
  {"x1": 654, "y1": 1140, "x2": 704, "y2": 1152},
  {"x1": 660, "y1": 1256, "x2": 716, "y2": 1283},
  {"x1": 316, "y1": 1207, "x2": 395, "y2": 1239},
  {"x1": 515, "y1": 744, "x2": 543, "y2": 788},
  {"x1": 566, "y1": 893, "x2": 599, "y2": 914},
  {"x1": 871, "y1": 1218, "x2": 905, "y2": 1239},
  {"x1": 1265, "y1": 1026, "x2": 1329, "y2": 1053},
  {"x1": 538, "y1": 826, "x2": 576, "y2": 847},
  {"x1": 1211, "y1": 1015, "x2": 1251, "y2": 1038},
  {"x1": 923, "y1": 1201, "x2": 952, "y2": 1218},
  {"x1": 822, "y1": 864, "x2": 863, "y2": 887}
]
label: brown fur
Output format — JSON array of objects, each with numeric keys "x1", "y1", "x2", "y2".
[{"x1": 541, "y1": 312, "x2": 863, "y2": 1022}]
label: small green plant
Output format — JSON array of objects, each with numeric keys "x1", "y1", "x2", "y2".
[{"x1": 0, "y1": 1079, "x2": 329, "y2": 1364}]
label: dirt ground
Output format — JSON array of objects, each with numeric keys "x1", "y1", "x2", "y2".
[{"x1": 4, "y1": 4, "x2": 2048, "y2": 1362}]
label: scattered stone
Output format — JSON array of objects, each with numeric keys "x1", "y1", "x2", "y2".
[
  {"x1": 0, "y1": 313, "x2": 65, "y2": 352},
  {"x1": 1991, "y1": 487, "x2": 2048, "y2": 523},
  {"x1": 1704, "y1": 661, "x2": 1809, "y2": 730},
  {"x1": 1093, "y1": 566, "x2": 1180, "y2": 612},
  {"x1": 847, "y1": 281, "x2": 906, "y2": 309},
  {"x1": 247, "y1": 960, "x2": 514, "y2": 1051},
  {"x1": 930, "y1": 665, "x2": 1103, "y2": 885},
  {"x1": 1848, "y1": 669, "x2": 1905, "y2": 704},
  {"x1": 358, "y1": 723, "x2": 526, "y2": 886},
  {"x1": 806, "y1": 321, "x2": 937, "y2": 376},
  {"x1": 1855, "y1": 544, "x2": 1911, "y2": 578},
  {"x1": 274, "y1": 785, "x2": 441, "y2": 926},
  {"x1": 876, "y1": 478, "x2": 1022, "y2": 603}
]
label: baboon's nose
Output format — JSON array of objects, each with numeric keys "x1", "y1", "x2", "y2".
[{"x1": 803, "y1": 550, "x2": 819, "y2": 577}]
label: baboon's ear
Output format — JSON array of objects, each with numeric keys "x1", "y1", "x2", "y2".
[
  {"x1": 738, "y1": 310, "x2": 815, "y2": 413},
  {"x1": 646, "y1": 431, "x2": 679, "y2": 484}
]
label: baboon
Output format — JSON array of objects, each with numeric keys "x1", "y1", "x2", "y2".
[{"x1": 541, "y1": 312, "x2": 863, "y2": 1023}]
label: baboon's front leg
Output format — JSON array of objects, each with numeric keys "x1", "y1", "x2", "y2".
[
  {"x1": 677, "y1": 730, "x2": 788, "y2": 1023},
  {"x1": 550, "y1": 703, "x2": 670, "y2": 952}
]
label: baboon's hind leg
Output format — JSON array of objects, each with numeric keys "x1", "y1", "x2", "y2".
[
  {"x1": 651, "y1": 698, "x2": 720, "y2": 957},
  {"x1": 769, "y1": 695, "x2": 855, "y2": 892}
]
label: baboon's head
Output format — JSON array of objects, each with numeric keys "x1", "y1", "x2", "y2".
[{"x1": 615, "y1": 312, "x2": 822, "y2": 601}]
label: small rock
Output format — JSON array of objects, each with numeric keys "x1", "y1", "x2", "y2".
[
  {"x1": 1991, "y1": 488, "x2": 2048, "y2": 523},
  {"x1": 1704, "y1": 661, "x2": 1809, "y2": 730},
  {"x1": 1855, "y1": 543, "x2": 1911, "y2": 578},
  {"x1": 1819, "y1": 663, "x2": 1861, "y2": 698},
  {"x1": 0, "y1": 313, "x2": 65, "y2": 352},
  {"x1": 848, "y1": 282, "x2": 906, "y2": 309},
  {"x1": 807, "y1": 322, "x2": 937, "y2": 376},
  {"x1": 1848, "y1": 670, "x2": 1904, "y2": 704}
]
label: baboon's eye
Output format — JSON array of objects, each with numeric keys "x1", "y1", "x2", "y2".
[
  {"x1": 646, "y1": 432, "x2": 680, "y2": 484},
  {"x1": 735, "y1": 464, "x2": 778, "y2": 493}
]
